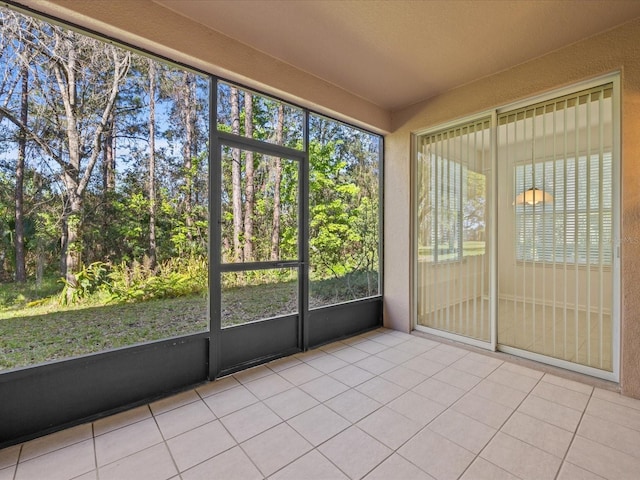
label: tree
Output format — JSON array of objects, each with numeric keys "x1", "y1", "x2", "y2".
[
  {"x1": 243, "y1": 93, "x2": 254, "y2": 261},
  {"x1": 13, "y1": 58, "x2": 28, "y2": 282},
  {"x1": 0, "y1": 21, "x2": 131, "y2": 299},
  {"x1": 147, "y1": 58, "x2": 158, "y2": 269},
  {"x1": 230, "y1": 86, "x2": 243, "y2": 262},
  {"x1": 270, "y1": 103, "x2": 284, "y2": 260}
]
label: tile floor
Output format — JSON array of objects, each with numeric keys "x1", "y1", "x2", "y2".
[{"x1": 1, "y1": 328, "x2": 640, "y2": 480}]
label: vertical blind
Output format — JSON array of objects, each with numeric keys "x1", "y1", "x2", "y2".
[
  {"x1": 498, "y1": 84, "x2": 614, "y2": 371},
  {"x1": 416, "y1": 118, "x2": 492, "y2": 342}
]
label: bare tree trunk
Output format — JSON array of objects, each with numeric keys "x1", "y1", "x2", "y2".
[
  {"x1": 270, "y1": 104, "x2": 284, "y2": 260},
  {"x1": 148, "y1": 59, "x2": 157, "y2": 269},
  {"x1": 230, "y1": 87, "x2": 243, "y2": 262},
  {"x1": 182, "y1": 72, "x2": 196, "y2": 244},
  {"x1": 102, "y1": 111, "x2": 115, "y2": 193},
  {"x1": 243, "y1": 93, "x2": 254, "y2": 261},
  {"x1": 14, "y1": 62, "x2": 28, "y2": 282}
]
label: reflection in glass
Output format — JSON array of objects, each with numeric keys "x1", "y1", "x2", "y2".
[{"x1": 221, "y1": 269, "x2": 298, "y2": 328}]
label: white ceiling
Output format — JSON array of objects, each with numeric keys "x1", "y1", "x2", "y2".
[{"x1": 155, "y1": 0, "x2": 640, "y2": 111}]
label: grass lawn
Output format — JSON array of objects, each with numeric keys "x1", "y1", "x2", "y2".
[{"x1": 0, "y1": 272, "x2": 378, "y2": 371}]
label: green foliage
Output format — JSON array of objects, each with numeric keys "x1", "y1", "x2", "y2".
[
  {"x1": 59, "y1": 262, "x2": 108, "y2": 305},
  {"x1": 106, "y1": 256, "x2": 207, "y2": 303}
]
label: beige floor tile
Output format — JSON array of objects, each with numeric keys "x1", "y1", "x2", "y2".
[
  {"x1": 578, "y1": 413, "x2": 640, "y2": 460},
  {"x1": 0, "y1": 445, "x2": 20, "y2": 470},
  {"x1": 263, "y1": 387, "x2": 319, "y2": 420},
  {"x1": 295, "y1": 348, "x2": 330, "y2": 362},
  {"x1": 566, "y1": 436, "x2": 640, "y2": 480},
  {"x1": 432, "y1": 367, "x2": 482, "y2": 391},
  {"x1": 542, "y1": 373, "x2": 594, "y2": 395},
  {"x1": 266, "y1": 355, "x2": 303, "y2": 372},
  {"x1": 319, "y1": 426, "x2": 392, "y2": 480},
  {"x1": 278, "y1": 363, "x2": 324, "y2": 385},
  {"x1": 329, "y1": 364, "x2": 375, "y2": 387},
  {"x1": 287, "y1": 404, "x2": 351, "y2": 446},
  {"x1": 0, "y1": 466, "x2": 16, "y2": 480},
  {"x1": 331, "y1": 346, "x2": 370, "y2": 364},
  {"x1": 412, "y1": 377, "x2": 466, "y2": 407},
  {"x1": 500, "y1": 362, "x2": 544, "y2": 379},
  {"x1": 202, "y1": 385, "x2": 258, "y2": 417},
  {"x1": 219, "y1": 402, "x2": 281, "y2": 443},
  {"x1": 241, "y1": 423, "x2": 312, "y2": 477},
  {"x1": 195, "y1": 375, "x2": 241, "y2": 397},
  {"x1": 181, "y1": 446, "x2": 262, "y2": 480},
  {"x1": 305, "y1": 354, "x2": 349, "y2": 373},
  {"x1": 20, "y1": 423, "x2": 92, "y2": 462},
  {"x1": 381, "y1": 365, "x2": 428, "y2": 389},
  {"x1": 155, "y1": 400, "x2": 216, "y2": 439},
  {"x1": 368, "y1": 332, "x2": 408, "y2": 347},
  {"x1": 352, "y1": 340, "x2": 389, "y2": 355},
  {"x1": 325, "y1": 388, "x2": 381, "y2": 423},
  {"x1": 517, "y1": 394, "x2": 582, "y2": 432},
  {"x1": 531, "y1": 381, "x2": 591, "y2": 411},
  {"x1": 98, "y1": 443, "x2": 177, "y2": 480},
  {"x1": 166, "y1": 419, "x2": 236, "y2": 472},
  {"x1": 387, "y1": 391, "x2": 446, "y2": 426},
  {"x1": 419, "y1": 344, "x2": 467, "y2": 366},
  {"x1": 452, "y1": 393, "x2": 513, "y2": 429},
  {"x1": 586, "y1": 396, "x2": 640, "y2": 431},
  {"x1": 401, "y1": 338, "x2": 440, "y2": 355},
  {"x1": 450, "y1": 355, "x2": 502, "y2": 378},
  {"x1": 402, "y1": 356, "x2": 447, "y2": 377},
  {"x1": 269, "y1": 450, "x2": 349, "y2": 480},
  {"x1": 486, "y1": 367, "x2": 540, "y2": 393},
  {"x1": 93, "y1": 405, "x2": 152, "y2": 436},
  {"x1": 149, "y1": 389, "x2": 200, "y2": 415},
  {"x1": 556, "y1": 461, "x2": 607, "y2": 480},
  {"x1": 318, "y1": 341, "x2": 349, "y2": 354},
  {"x1": 243, "y1": 373, "x2": 294, "y2": 400},
  {"x1": 354, "y1": 355, "x2": 396, "y2": 375},
  {"x1": 356, "y1": 376, "x2": 407, "y2": 404},
  {"x1": 232, "y1": 364, "x2": 273, "y2": 384},
  {"x1": 374, "y1": 347, "x2": 415, "y2": 365},
  {"x1": 592, "y1": 388, "x2": 640, "y2": 410},
  {"x1": 364, "y1": 453, "x2": 435, "y2": 480},
  {"x1": 357, "y1": 406, "x2": 422, "y2": 449},
  {"x1": 15, "y1": 439, "x2": 94, "y2": 480},
  {"x1": 398, "y1": 428, "x2": 475, "y2": 480},
  {"x1": 70, "y1": 470, "x2": 97, "y2": 480},
  {"x1": 470, "y1": 379, "x2": 528, "y2": 409},
  {"x1": 460, "y1": 458, "x2": 520, "y2": 480},
  {"x1": 428, "y1": 409, "x2": 496, "y2": 454},
  {"x1": 299, "y1": 375, "x2": 349, "y2": 402},
  {"x1": 501, "y1": 411, "x2": 573, "y2": 458},
  {"x1": 95, "y1": 417, "x2": 163, "y2": 466},
  {"x1": 480, "y1": 432, "x2": 561, "y2": 480}
]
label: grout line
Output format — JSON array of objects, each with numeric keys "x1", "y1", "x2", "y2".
[
  {"x1": 552, "y1": 388, "x2": 598, "y2": 480},
  {"x1": 92, "y1": 423, "x2": 100, "y2": 480}
]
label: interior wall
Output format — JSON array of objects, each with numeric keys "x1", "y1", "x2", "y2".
[{"x1": 387, "y1": 18, "x2": 640, "y2": 397}]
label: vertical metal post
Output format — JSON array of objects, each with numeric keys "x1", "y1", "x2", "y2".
[
  {"x1": 301, "y1": 111, "x2": 310, "y2": 350},
  {"x1": 209, "y1": 77, "x2": 222, "y2": 379}
]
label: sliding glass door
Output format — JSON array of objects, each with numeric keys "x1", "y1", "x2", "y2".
[
  {"x1": 415, "y1": 77, "x2": 619, "y2": 380},
  {"x1": 497, "y1": 83, "x2": 616, "y2": 374},
  {"x1": 415, "y1": 118, "x2": 493, "y2": 347}
]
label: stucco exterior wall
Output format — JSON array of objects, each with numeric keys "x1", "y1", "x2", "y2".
[{"x1": 386, "y1": 18, "x2": 640, "y2": 397}]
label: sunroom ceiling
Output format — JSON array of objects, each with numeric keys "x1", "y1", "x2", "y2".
[{"x1": 154, "y1": 0, "x2": 640, "y2": 111}]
